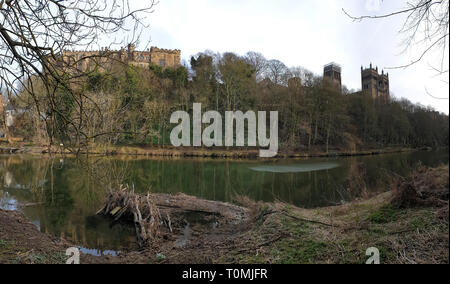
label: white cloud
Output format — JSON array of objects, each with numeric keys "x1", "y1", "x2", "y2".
[{"x1": 133, "y1": 0, "x2": 449, "y2": 114}]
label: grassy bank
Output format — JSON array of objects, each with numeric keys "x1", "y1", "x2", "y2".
[
  {"x1": 0, "y1": 165, "x2": 448, "y2": 264},
  {"x1": 218, "y1": 192, "x2": 448, "y2": 264}
]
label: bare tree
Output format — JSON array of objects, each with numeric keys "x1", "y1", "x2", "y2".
[
  {"x1": 343, "y1": 0, "x2": 449, "y2": 73},
  {"x1": 265, "y1": 59, "x2": 291, "y2": 85},
  {"x1": 244, "y1": 51, "x2": 267, "y2": 81},
  {"x1": 0, "y1": 0, "x2": 157, "y2": 150}
]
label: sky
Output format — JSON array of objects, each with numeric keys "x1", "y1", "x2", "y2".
[{"x1": 131, "y1": 0, "x2": 449, "y2": 114}]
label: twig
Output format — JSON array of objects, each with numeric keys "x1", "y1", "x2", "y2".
[
  {"x1": 279, "y1": 212, "x2": 333, "y2": 227},
  {"x1": 237, "y1": 235, "x2": 285, "y2": 253}
]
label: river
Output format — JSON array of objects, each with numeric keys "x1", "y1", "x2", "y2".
[{"x1": 0, "y1": 150, "x2": 447, "y2": 255}]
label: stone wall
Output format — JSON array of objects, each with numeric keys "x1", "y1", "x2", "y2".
[
  {"x1": 149, "y1": 47, "x2": 181, "y2": 68},
  {"x1": 61, "y1": 44, "x2": 181, "y2": 73}
]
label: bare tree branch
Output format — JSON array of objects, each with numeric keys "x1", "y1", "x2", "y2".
[
  {"x1": 0, "y1": 0, "x2": 157, "y2": 149},
  {"x1": 343, "y1": 0, "x2": 449, "y2": 73}
]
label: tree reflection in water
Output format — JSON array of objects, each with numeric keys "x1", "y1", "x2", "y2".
[{"x1": 0, "y1": 150, "x2": 447, "y2": 251}]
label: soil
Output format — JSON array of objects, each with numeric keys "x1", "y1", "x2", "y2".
[
  {"x1": 1, "y1": 165, "x2": 448, "y2": 264},
  {"x1": 0, "y1": 210, "x2": 70, "y2": 264}
]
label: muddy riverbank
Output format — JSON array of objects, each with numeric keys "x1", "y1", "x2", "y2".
[
  {"x1": 1, "y1": 144, "x2": 419, "y2": 159},
  {"x1": 1, "y1": 165, "x2": 448, "y2": 264}
]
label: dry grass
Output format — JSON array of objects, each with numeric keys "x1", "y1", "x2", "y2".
[
  {"x1": 391, "y1": 165, "x2": 449, "y2": 209},
  {"x1": 215, "y1": 166, "x2": 449, "y2": 264}
]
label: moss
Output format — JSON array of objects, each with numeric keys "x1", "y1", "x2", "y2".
[
  {"x1": 368, "y1": 205, "x2": 401, "y2": 224},
  {"x1": 274, "y1": 239, "x2": 328, "y2": 264}
]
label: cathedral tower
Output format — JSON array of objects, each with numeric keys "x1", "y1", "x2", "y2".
[{"x1": 361, "y1": 63, "x2": 390, "y2": 100}]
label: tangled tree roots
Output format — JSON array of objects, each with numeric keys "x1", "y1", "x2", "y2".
[{"x1": 97, "y1": 186, "x2": 167, "y2": 247}]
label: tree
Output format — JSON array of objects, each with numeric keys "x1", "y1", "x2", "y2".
[
  {"x1": 191, "y1": 53, "x2": 218, "y2": 109},
  {"x1": 265, "y1": 59, "x2": 290, "y2": 85},
  {"x1": 217, "y1": 52, "x2": 256, "y2": 111},
  {"x1": 348, "y1": 94, "x2": 379, "y2": 144},
  {"x1": 244, "y1": 51, "x2": 268, "y2": 82},
  {"x1": 0, "y1": 0, "x2": 156, "y2": 149}
]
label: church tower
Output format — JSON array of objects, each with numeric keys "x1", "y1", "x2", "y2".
[
  {"x1": 323, "y1": 62, "x2": 342, "y2": 92},
  {"x1": 361, "y1": 63, "x2": 390, "y2": 100}
]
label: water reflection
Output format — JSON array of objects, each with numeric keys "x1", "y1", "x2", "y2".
[
  {"x1": 0, "y1": 150, "x2": 447, "y2": 252},
  {"x1": 250, "y1": 162, "x2": 340, "y2": 173},
  {"x1": 79, "y1": 247, "x2": 120, "y2": 257},
  {"x1": 0, "y1": 192, "x2": 18, "y2": 211}
]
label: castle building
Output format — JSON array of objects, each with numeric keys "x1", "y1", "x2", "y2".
[
  {"x1": 323, "y1": 62, "x2": 342, "y2": 92},
  {"x1": 322, "y1": 62, "x2": 391, "y2": 100},
  {"x1": 60, "y1": 44, "x2": 181, "y2": 72},
  {"x1": 361, "y1": 64, "x2": 390, "y2": 100}
]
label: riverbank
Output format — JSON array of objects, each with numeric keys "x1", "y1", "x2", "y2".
[
  {"x1": 1, "y1": 144, "x2": 419, "y2": 159},
  {"x1": 0, "y1": 165, "x2": 447, "y2": 264},
  {"x1": 0, "y1": 210, "x2": 71, "y2": 264}
]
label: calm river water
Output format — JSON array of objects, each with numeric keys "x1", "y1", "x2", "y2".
[{"x1": 0, "y1": 150, "x2": 448, "y2": 254}]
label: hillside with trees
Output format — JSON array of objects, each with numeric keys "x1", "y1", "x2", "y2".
[{"x1": 10, "y1": 51, "x2": 449, "y2": 153}]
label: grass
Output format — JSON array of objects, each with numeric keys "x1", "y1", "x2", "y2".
[
  {"x1": 13, "y1": 251, "x2": 67, "y2": 264},
  {"x1": 215, "y1": 185, "x2": 448, "y2": 264},
  {"x1": 0, "y1": 238, "x2": 66, "y2": 264},
  {"x1": 368, "y1": 205, "x2": 401, "y2": 224},
  {"x1": 0, "y1": 239, "x2": 14, "y2": 260},
  {"x1": 274, "y1": 239, "x2": 328, "y2": 264},
  {"x1": 410, "y1": 211, "x2": 434, "y2": 230}
]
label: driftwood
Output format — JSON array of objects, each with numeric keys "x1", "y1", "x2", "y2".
[
  {"x1": 97, "y1": 187, "x2": 250, "y2": 247},
  {"x1": 98, "y1": 186, "x2": 164, "y2": 247},
  {"x1": 151, "y1": 193, "x2": 250, "y2": 223}
]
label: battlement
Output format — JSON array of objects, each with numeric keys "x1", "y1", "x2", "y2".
[
  {"x1": 324, "y1": 62, "x2": 342, "y2": 72},
  {"x1": 150, "y1": 46, "x2": 181, "y2": 54},
  {"x1": 323, "y1": 62, "x2": 342, "y2": 92},
  {"x1": 361, "y1": 64, "x2": 389, "y2": 78},
  {"x1": 60, "y1": 44, "x2": 181, "y2": 72}
]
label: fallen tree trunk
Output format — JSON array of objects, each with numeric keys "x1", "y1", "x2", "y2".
[
  {"x1": 151, "y1": 193, "x2": 250, "y2": 223},
  {"x1": 97, "y1": 187, "x2": 250, "y2": 247}
]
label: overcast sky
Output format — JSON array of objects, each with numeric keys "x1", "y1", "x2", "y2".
[{"x1": 133, "y1": 0, "x2": 449, "y2": 114}]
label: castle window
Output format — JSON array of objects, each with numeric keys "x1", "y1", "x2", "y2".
[{"x1": 159, "y1": 59, "x2": 166, "y2": 67}]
